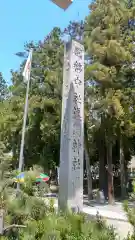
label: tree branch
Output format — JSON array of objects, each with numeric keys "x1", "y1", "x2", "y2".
[{"x1": 3, "y1": 224, "x2": 26, "y2": 233}]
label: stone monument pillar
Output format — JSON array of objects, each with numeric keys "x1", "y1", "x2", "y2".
[{"x1": 58, "y1": 40, "x2": 84, "y2": 212}]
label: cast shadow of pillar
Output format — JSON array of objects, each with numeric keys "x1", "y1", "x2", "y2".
[{"x1": 58, "y1": 81, "x2": 83, "y2": 213}]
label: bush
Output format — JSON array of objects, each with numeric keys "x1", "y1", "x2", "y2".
[
  {"x1": 123, "y1": 180, "x2": 135, "y2": 239},
  {"x1": 0, "y1": 166, "x2": 118, "y2": 240},
  {"x1": 19, "y1": 211, "x2": 117, "y2": 240}
]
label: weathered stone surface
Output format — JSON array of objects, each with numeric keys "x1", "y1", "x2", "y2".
[{"x1": 58, "y1": 40, "x2": 84, "y2": 212}]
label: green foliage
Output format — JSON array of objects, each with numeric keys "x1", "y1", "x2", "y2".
[
  {"x1": 83, "y1": 0, "x2": 135, "y2": 200},
  {"x1": 124, "y1": 194, "x2": 135, "y2": 239},
  {"x1": 0, "y1": 72, "x2": 8, "y2": 101},
  {"x1": 0, "y1": 27, "x2": 63, "y2": 170},
  {"x1": 121, "y1": 172, "x2": 135, "y2": 239},
  {"x1": 1, "y1": 0, "x2": 135, "y2": 216},
  {"x1": 0, "y1": 164, "x2": 52, "y2": 239},
  {"x1": 84, "y1": 0, "x2": 135, "y2": 127},
  {"x1": 0, "y1": 159, "x2": 117, "y2": 240},
  {"x1": 2, "y1": 0, "x2": 135, "y2": 239},
  {"x1": 19, "y1": 212, "x2": 117, "y2": 240}
]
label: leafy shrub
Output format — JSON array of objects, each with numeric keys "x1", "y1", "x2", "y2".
[
  {"x1": 0, "y1": 165, "x2": 117, "y2": 240},
  {"x1": 19, "y1": 211, "x2": 117, "y2": 240},
  {"x1": 123, "y1": 181, "x2": 135, "y2": 239}
]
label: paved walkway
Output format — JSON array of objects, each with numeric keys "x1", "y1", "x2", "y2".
[
  {"x1": 82, "y1": 202, "x2": 133, "y2": 239},
  {"x1": 106, "y1": 219, "x2": 132, "y2": 239}
]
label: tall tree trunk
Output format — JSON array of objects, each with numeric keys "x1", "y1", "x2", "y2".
[
  {"x1": 84, "y1": 144, "x2": 93, "y2": 200},
  {"x1": 98, "y1": 89, "x2": 107, "y2": 198},
  {"x1": 98, "y1": 115, "x2": 107, "y2": 199},
  {"x1": 107, "y1": 140, "x2": 114, "y2": 204},
  {"x1": 84, "y1": 121, "x2": 93, "y2": 201},
  {"x1": 99, "y1": 134, "x2": 107, "y2": 198},
  {"x1": 120, "y1": 137, "x2": 126, "y2": 199}
]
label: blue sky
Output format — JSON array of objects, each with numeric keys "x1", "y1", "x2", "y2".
[{"x1": 0, "y1": 0, "x2": 90, "y2": 84}]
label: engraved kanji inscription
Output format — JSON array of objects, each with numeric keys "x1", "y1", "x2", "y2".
[
  {"x1": 72, "y1": 156, "x2": 81, "y2": 171},
  {"x1": 74, "y1": 75, "x2": 82, "y2": 86},
  {"x1": 73, "y1": 93, "x2": 81, "y2": 105},
  {"x1": 73, "y1": 61, "x2": 83, "y2": 73},
  {"x1": 59, "y1": 40, "x2": 84, "y2": 211},
  {"x1": 72, "y1": 138, "x2": 82, "y2": 154},
  {"x1": 73, "y1": 106, "x2": 81, "y2": 119},
  {"x1": 72, "y1": 139, "x2": 77, "y2": 152},
  {"x1": 73, "y1": 46, "x2": 83, "y2": 59}
]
